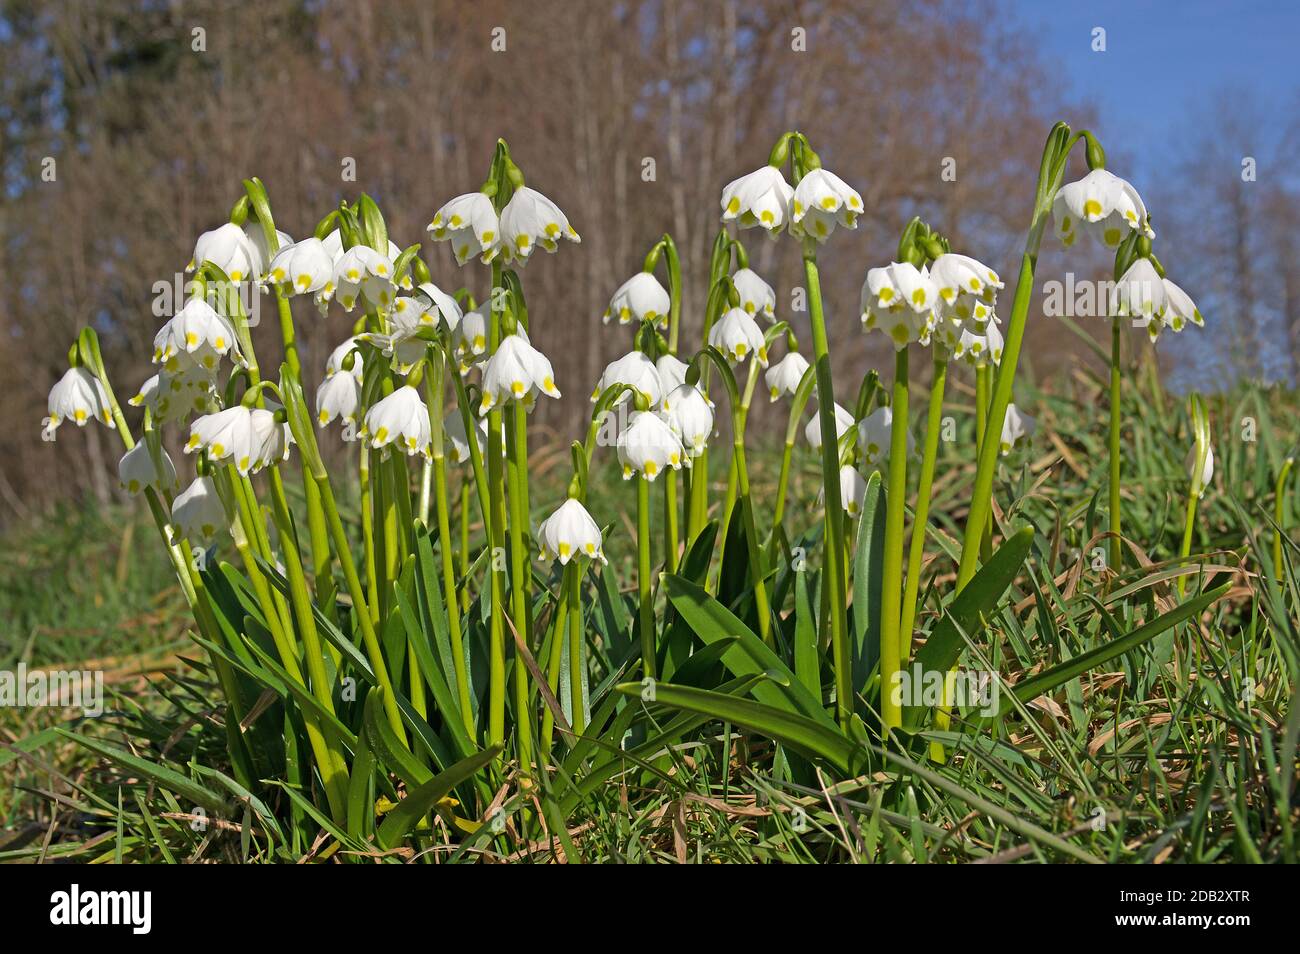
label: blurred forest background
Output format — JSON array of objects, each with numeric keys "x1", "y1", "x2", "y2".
[{"x1": 1, "y1": 0, "x2": 1297, "y2": 519}]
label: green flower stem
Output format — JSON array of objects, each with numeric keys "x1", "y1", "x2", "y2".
[
  {"x1": 879, "y1": 347, "x2": 910, "y2": 733},
  {"x1": 506, "y1": 402, "x2": 534, "y2": 773},
  {"x1": 718, "y1": 360, "x2": 761, "y2": 567},
  {"x1": 899, "y1": 354, "x2": 947, "y2": 656},
  {"x1": 976, "y1": 364, "x2": 993, "y2": 563},
  {"x1": 1108, "y1": 316, "x2": 1123, "y2": 570},
  {"x1": 359, "y1": 444, "x2": 380, "y2": 622},
  {"x1": 459, "y1": 479, "x2": 472, "y2": 614},
  {"x1": 638, "y1": 475, "x2": 656, "y2": 678},
  {"x1": 663, "y1": 233, "x2": 682, "y2": 355},
  {"x1": 731, "y1": 414, "x2": 773, "y2": 645},
  {"x1": 664, "y1": 471, "x2": 679, "y2": 574},
  {"x1": 802, "y1": 240, "x2": 850, "y2": 728},
  {"x1": 1275, "y1": 458, "x2": 1294, "y2": 576},
  {"x1": 771, "y1": 366, "x2": 817, "y2": 543},
  {"x1": 687, "y1": 280, "x2": 728, "y2": 542},
  {"x1": 541, "y1": 567, "x2": 570, "y2": 753},
  {"x1": 568, "y1": 562, "x2": 586, "y2": 735},
  {"x1": 449, "y1": 358, "x2": 491, "y2": 529},
  {"x1": 486, "y1": 261, "x2": 509, "y2": 747}
]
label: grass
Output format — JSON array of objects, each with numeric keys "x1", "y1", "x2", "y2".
[{"x1": 2, "y1": 353, "x2": 1295, "y2": 863}]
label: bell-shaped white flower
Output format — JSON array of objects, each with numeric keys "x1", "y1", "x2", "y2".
[
  {"x1": 861, "y1": 263, "x2": 939, "y2": 348},
  {"x1": 537, "y1": 497, "x2": 607, "y2": 565},
  {"x1": 186, "y1": 405, "x2": 271, "y2": 476},
  {"x1": 243, "y1": 222, "x2": 293, "y2": 280},
  {"x1": 1187, "y1": 443, "x2": 1214, "y2": 497},
  {"x1": 189, "y1": 223, "x2": 259, "y2": 283},
  {"x1": 661, "y1": 384, "x2": 714, "y2": 458},
  {"x1": 953, "y1": 320, "x2": 1004, "y2": 367},
  {"x1": 593, "y1": 351, "x2": 662, "y2": 407},
  {"x1": 1109, "y1": 258, "x2": 1165, "y2": 325},
  {"x1": 444, "y1": 408, "x2": 502, "y2": 463},
  {"x1": 267, "y1": 238, "x2": 334, "y2": 295},
  {"x1": 1000, "y1": 403, "x2": 1036, "y2": 455},
  {"x1": 153, "y1": 298, "x2": 238, "y2": 371},
  {"x1": 416, "y1": 281, "x2": 464, "y2": 333},
  {"x1": 805, "y1": 402, "x2": 855, "y2": 450},
  {"x1": 790, "y1": 169, "x2": 862, "y2": 242},
  {"x1": 316, "y1": 371, "x2": 361, "y2": 432},
  {"x1": 333, "y1": 245, "x2": 395, "y2": 311},
  {"x1": 930, "y1": 253, "x2": 1003, "y2": 309},
  {"x1": 479, "y1": 333, "x2": 560, "y2": 412},
  {"x1": 819, "y1": 465, "x2": 867, "y2": 517},
  {"x1": 604, "y1": 272, "x2": 670, "y2": 327},
  {"x1": 362, "y1": 385, "x2": 432, "y2": 458},
  {"x1": 937, "y1": 295, "x2": 998, "y2": 351},
  {"x1": 857, "y1": 406, "x2": 914, "y2": 468},
  {"x1": 171, "y1": 476, "x2": 227, "y2": 542},
  {"x1": 500, "y1": 187, "x2": 579, "y2": 263},
  {"x1": 1160, "y1": 277, "x2": 1203, "y2": 335},
  {"x1": 655, "y1": 354, "x2": 689, "y2": 396},
  {"x1": 118, "y1": 442, "x2": 179, "y2": 496},
  {"x1": 325, "y1": 337, "x2": 365, "y2": 380},
  {"x1": 765, "y1": 351, "x2": 810, "y2": 402},
  {"x1": 428, "y1": 192, "x2": 501, "y2": 265},
  {"x1": 43, "y1": 367, "x2": 113, "y2": 440},
  {"x1": 709, "y1": 307, "x2": 768, "y2": 366},
  {"x1": 130, "y1": 367, "x2": 214, "y2": 424},
  {"x1": 617, "y1": 410, "x2": 685, "y2": 480},
  {"x1": 455, "y1": 306, "x2": 489, "y2": 366},
  {"x1": 732, "y1": 267, "x2": 777, "y2": 320},
  {"x1": 1054, "y1": 168, "x2": 1153, "y2": 249},
  {"x1": 720, "y1": 166, "x2": 794, "y2": 239},
  {"x1": 251, "y1": 404, "x2": 293, "y2": 469}
]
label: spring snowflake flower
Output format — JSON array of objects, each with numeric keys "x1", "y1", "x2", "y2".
[
  {"x1": 709, "y1": 307, "x2": 768, "y2": 365},
  {"x1": 333, "y1": 245, "x2": 395, "y2": 311},
  {"x1": 857, "y1": 406, "x2": 914, "y2": 468},
  {"x1": 130, "y1": 368, "x2": 214, "y2": 424},
  {"x1": 818, "y1": 465, "x2": 868, "y2": 516},
  {"x1": 416, "y1": 281, "x2": 464, "y2": 333},
  {"x1": 455, "y1": 306, "x2": 489, "y2": 367},
  {"x1": 362, "y1": 385, "x2": 432, "y2": 458},
  {"x1": 171, "y1": 476, "x2": 227, "y2": 542},
  {"x1": 617, "y1": 410, "x2": 684, "y2": 480},
  {"x1": 500, "y1": 187, "x2": 580, "y2": 263},
  {"x1": 604, "y1": 272, "x2": 670, "y2": 327},
  {"x1": 805, "y1": 402, "x2": 855, "y2": 451},
  {"x1": 732, "y1": 267, "x2": 777, "y2": 320},
  {"x1": 1109, "y1": 258, "x2": 1165, "y2": 322},
  {"x1": 1054, "y1": 169, "x2": 1153, "y2": 249},
  {"x1": 243, "y1": 222, "x2": 293, "y2": 280},
  {"x1": 1160, "y1": 278, "x2": 1203, "y2": 334},
  {"x1": 153, "y1": 299, "x2": 238, "y2": 371},
  {"x1": 953, "y1": 320, "x2": 1004, "y2": 367},
  {"x1": 188, "y1": 223, "x2": 259, "y2": 283},
  {"x1": 930, "y1": 253, "x2": 1002, "y2": 310},
  {"x1": 937, "y1": 296, "x2": 998, "y2": 352},
  {"x1": 593, "y1": 351, "x2": 662, "y2": 407},
  {"x1": 251, "y1": 404, "x2": 293, "y2": 469},
  {"x1": 479, "y1": 333, "x2": 560, "y2": 412},
  {"x1": 43, "y1": 367, "x2": 113, "y2": 440},
  {"x1": 655, "y1": 354, "x2": 689, "y2": 395},
  {"x1": 444, "y1": 408, "x2": 501, "y2": 463},
  {"x1": 661, "y1": 383, "x2": 714, "y2": 458},
  {"x1": 185, "y1": 405, "x2": 284, "y2": 476},
  {"x1": 537, "y1": 498, "x2": 607, "y2": 565},
  {"x1": 428, "y1": 192, "x2": 501, "y2": 266},
  {"x1": 720, "y1": 166, "x2": 794, "y2": 239},
  {"x1": 117, "y1": 442, "x2": 179, "y2": 496},
  {"x1": 1187, "y1": 443, "x2": 1215, "y2": 496},
  {"x1": 765, "y1": 351, "x2": 810, "y2": 402},
  {"x1": 790, "y1": 169, "x2": 862, "y2": 242},
  {"x1": 861, "y1": 263, "x2": 939, "y2": 348},
  {"x1": 267, "y1": 238, "x2": 334, "y2": 295},
  {"x1": 1000, "y1": 403, "x2": 1036, "y2": 455},
  {"x1": 316, "y1": 371, "x2": 361, "y2": 432},
  {"x1": 325, "y1": 338, "x2": 365, "y2": 380}
]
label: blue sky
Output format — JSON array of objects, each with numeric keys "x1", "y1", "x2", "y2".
[{"x1": 1008, "y1": 0, "x2": 1300, "y2": 178}]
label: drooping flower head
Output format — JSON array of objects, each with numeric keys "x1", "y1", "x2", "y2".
[
  {"x1": 118, "y1": 442, "x2": 179, "y2": 496},
  {"x1": 617, "y1": 411, "x2": 684, "y2": 480},
  {"x1": 720, "y1": 166, "x2": 794, "y2": 239},
  {"x1": 661, "y1": 383, "x2": 714, "y2": 459},
  {"x1": 709, "y1": 307, "x2": 768, "y2": 366},
  {"x1": 500, "y1": 187, "x2": 579, "y2": 263},
  {"x1": 1000, "y1": 403, "x2": 1036, "y2": 455},
  {"x1": 805, "y1": 402, "x2": 855, "y2": 451},
  {"x1": 790, "y1": 169, "x2": 862, "y2": 242},
  {"x1": 267, "y1": 238, "x2": 334, "y2": 296},
  {"x1": 857, "y1": 406, "x2": 914, "y2": 469},
  {"x1": 428, "y1": 192, "x2": 501, "y2": 265},
  {"x1": 1054, "y1": 168, "x2": 1153, "y2": 250},
  {"x1": 537, "y1": 498, "x2": 607, "y2": 565},
  {"x1": 171, "y1": 476, "x2": 227, "y2": 542},
  {"x1": 604, "y1": 272, "x2": 670, "y2": 327},
  {"x1": 333, "y1": 245, "x2": 395, "y2": 311},
  {"x1": 732, "y1": 268, "x2": 777, "y2": 321},
  {"x1": 594, "y1": 351, "x2": 662, "y2": 408},
  {"x1": 765, "y1": 351, "x2": 810, "y2": 402},
  {"x1": 818, "y1": 464, "x2": 867, "y2": 517},
  {"x1": 479, "y1": 333, "x2": 561, "y2": 413},
  {"x1": 43, "y1": 367, "x2": 114, "y2": 441},
  {"x1": 152, "y1": 298, "x2": 238, "y2": 372},
  {"x1": 361, "y1": 385, "x2": 432, "y2": 458},
  {"x1": 186, "y1": 405, "x2": 287, "y2": 476},
  {"x1": 861, "y1": 263, "x2": 939, "y2": 348},
  {"x1": 188, "y1": 223, "x2": 258, "y2": 283}
]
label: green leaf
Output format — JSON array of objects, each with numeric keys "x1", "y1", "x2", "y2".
[
  {"x1": 851, "y1": 470, "x2": 885, "y2": 687},
  {"x1": 376, "y1": 744, "x2": 503, "y2": 850},
  {"x1": 58, "y1": 731, "x2": 227, "y2": 815},
  {"x1": 794, "y1": 569, "x2": 820, "y2": 701},
  {"x1": 363, "y1": 686, "x2": 430, "y2": 789}
]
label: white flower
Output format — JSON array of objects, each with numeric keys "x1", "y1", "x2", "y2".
[
  {"x1": 709, "y1": 307, "x2": 768, "y2": 365},
  {"x1": 857, "y1": 406, "x2": 913, "y2": 468},
  {"x1": 805, "y1": 402, "x2": 855, "y2": 450},
  {"x1": 445, "y1": 409, "x2": 501, "y2": 462},
  {"x1": 316, "y1": 371, "x2": 361, "y2": 432},
  {"x1": 43, "y1": 368, "x2": 113, "y2": 440},
  {"x1": 1054, "y1": 168, "x2": 1153, "y2": 249},
  {"x1": 720, "y1": 166, "x2": 794, "y2": 239},
  {"x1": 819, "y1": 465, "x2": 867, "y2": 517},
  {"x1": 953, "y1": 320, "x2": 1004, "y2": 367},
  {"x1": 118, "y1": 442, "x2": 178, "y2": 496},
  {"x1": 732, "y1": 267, "x2": 777, "y2": 320},
  {"x1": 251, "y1": 404, "x2": 293, "y2": 469},
  {"x1": 1161, "y1": 278, "x2": 1203, "y2": 334},
  {"x1": 604, "y1": 272, "x2": 670, "y2": 327},
  {"x1": 130, "y1": 368, "x2": 213, "y2": 424},
  {"x1": 1187, "y1": 444, "x2": 1214, "y2": 496},
  {"x1": 500, "y1": 186, "x2": 579, "y2": 263},
  {"x1": 333, "y1": 245, "x2": 395, "y2": 311},
  {"x1": 929, "y1": 253, "x2": 1003, "y2": 310},
  {"x1": 428, "y1": 192, "x2": 501, "y2": 265},
  {"x1": 361, "y1": 385, "x2": 432, "y2": 458},
  {"x1": 171, "y1": 476, "x2": 227, "y2": 542},
  {"x1": 1109, "y1": 258, "x2": 1165, "y2": 324},
  {"x1": 1000, "y1": 403, "x2": 1036, "y2": 455},
  {"x1": 655, "y1": 354, "x2": 689, "y2": 395},
  {"x1": 267, "y1": 238, "x2": 334, "y2": 295},
  {"x1": 937, "y1": 296, "x2": 998, "y2": 351},
  {"x1": 479, "y1": 333, "x2": 560, "y2": 412},
  {"x1": 661, "y1": 384, "x2": 714, "y2": 458},
  {"x1": 765, "y1": 351, "x2": 810, "y2": 402},
  {"x1": 593, "y1": 351, "x2": 662, "y2": 407},
  {"x1": 152, "y1": 298, "x2": 238, "y2": 371},
  {"x1": 243, "y1": 222, "x2": 293, "y2": 279},
  {"x1": 417, "y1": 281, "x2": 464, "y2": 333},
  {"x1": 617, "y1": 411, "x2": 684, "y2": 480},
  {"x1": 189, "y1": 223, "x2": 258, "y2": 283},
  {"x1": 861, "y1": 263, "x2": 939, "y2": 348},
  {"x1": 185, "y1": 405, "x2": 276, "y2": 476},
  {"x1": 325, "y1": 338, "x2": 365, "y2": 380},
  {"x1": 455, "y1": 306, "x2": 489, "y2": 367},
  {"x1": 537, "y1": 498, "x2": 606, "y2": 564},
  {"x1": 790, "y1": 169, "x2": 862, "y2": 242}
]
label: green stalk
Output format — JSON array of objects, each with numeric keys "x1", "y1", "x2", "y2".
[
  {"x1": 771, "y1": 366, "x2": 816, "y2": 543},
  {"x1": 1108, "y1": 316, "x2": 1123, "y2": 570},
  {"x1": 638, "y1": 476, "x2": 656, "y2": 678},
  {"x1": 976, "y1": 364, "x2": 993, "y2": 563},
  {"x1": 459, "y1": 478, "x2": 472, "y2": 614},
  {"x1": 359, "y1": 444, "x2": 379, "y2": 622},
  {"x1": 486, "y1": 261, "x2": 508, "y2": 747},
  {"x1": 900, "y1": 354, "x2": 947, "y2": 655},
  {"x1": 506, "y1": 402, "x2": 533, "y2": 772},
  {"x1": 568, "y1": 563, "x2": 586, "y2": 735},
  {"x1": 1275, "y1": 458, "x2": 1294, "y2": 576},
  {"x1": 802, "y1": 240, "x2": 850, "y2": 728},
  {"x1": 879, "y1": 347, "x2": 910, "y2": 732},
  {"x1": 663, "y1": 471, "x2": 679, "y2": 574},
  {"x1": 541, "y1": 565, "x2": 570, "y2": 753}
]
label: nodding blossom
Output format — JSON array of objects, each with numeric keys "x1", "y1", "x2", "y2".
[
  {"x1": 267, "y1": 238, "x2": 334, "y2": 296},
  {"x1": 857, "y1": 406, "x2": 914, "y2": 469},
  {"x1": 661, "y1": 383, "x2": 714, "y2": 458},
  {"x1": 765, "y1": 351, "x2": 810, "y2": 402},
  {"x1": 43, "y1": 367, "x2": 113, "y2": 441},
  {"x1": 720, "y1": 166, "x2": 794, "y2": 239},
  {"x1": 118, "y1": 442, "x2": 179, "y2": 496},
  {"x1": 861, "y1": 262, "x2": 939, "y2": 348},
  {"x1": 805, "y1": 402, "x2": 855, "y2": 451},
  {"x1": 186, "y1": 405, "x2": 288, "y2": 476},
  {"x1": 604, "y1": 272, "x2": 670, "y2": 327},
  {"x1": 617, "y1": 411, "x2": 684, "y2": 480},
  {"x1": 1054, "y1": 168, "x2": 1153, "y2": 249},
  {"x1": 152, "y1": 298, "x2": 238, "y2": 373},
  {"x1": 818, "y1": 464, "x2": 867, "y2": 517},
  {"x1": 594, "y1": 351, "x2": 662, "y2": 408},
  {"x1": 333, "y1": 245, "x2": 395, "y2": 312},
  {"x1": 709, "y1": 307, "x2": 768, "y2": 365},
  {"x1": 361, "y1": 385, "x2": 432, "y2": 458},
  {"x1": 499, "y1": 187, "x2": 580, "y2": 263},
  {"x1": 171, "y1": 476, "x2": 227, "y2": 542},
  {"x1": 479, "y1": 333, "x2": 560, "y2": 413},
  {"x1": 428, "y1": 192, "x2": 501, "y2": 265},
  {"x1": 1000, "y1": 403, "x2": 1036, "y2": 455},
  {"x1": 732, "y1": 268, "x2": 776, "y2": 321},
  {"x1": 790, "y1": 168, "x2": 862, "y2": 242},
  {"x1": 537, "y1": 498, "x2": 606, "y2": 564}
]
